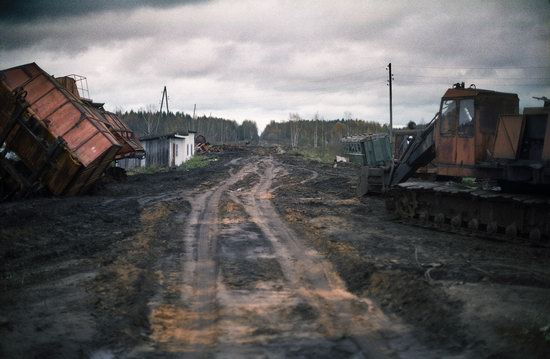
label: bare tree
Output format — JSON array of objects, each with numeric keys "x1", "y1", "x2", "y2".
[
  {"x1": 313, "y1": 112, "x2": 319, "y2": 148},
  {"x1": 344, "y1": 111, "x2": 353, "y2": 136},
  {"x1": 289, "y1": 113, "x2": 302, "y2": 149},
  {"x1": 141, "y1": 104, "x2": 159, "y2": 135}
]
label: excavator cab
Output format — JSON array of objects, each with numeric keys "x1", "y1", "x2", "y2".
[
  {"x1": 433, "y1": 83, "x2": 519, "y2": 178},
  {"x1": 358, "y1": 84, "x2": 549, "y2": 196},
  {"x1": 425, "y1": 84, "x2": 550, "y2": 186}
]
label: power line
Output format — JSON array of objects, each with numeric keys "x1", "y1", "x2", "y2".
[
  {"x1": 395, "y1": 79, "x2": 550, "y2": 86},
  {"x1": 301, "y1": 67, "x2": 385, "y2": 83},
  {"x1": 398, "y1": 74, "x2": 550, "y2": 81},
  {"x1": 398, "y1": 65, "x2": 550, "y2": 70},
  {"x1": 259, "y1": 76, "x2": 386, "y2": 93}
]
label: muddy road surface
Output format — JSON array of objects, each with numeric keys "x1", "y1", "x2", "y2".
[
  {"x1": 1, "y1": 147, "x2": 549, "y2": 358},
  {"x1": 140, "y1": 157, "x2": 434, "y2": 358}
]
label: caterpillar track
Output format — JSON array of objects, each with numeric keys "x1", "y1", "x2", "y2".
[{"x1": 387, "y1": 181, "x2": 550, "y2": 245}]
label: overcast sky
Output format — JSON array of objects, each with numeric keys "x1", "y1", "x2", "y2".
[{"x1": 1, "y1": 0, "x2": 549, "y2": 133}]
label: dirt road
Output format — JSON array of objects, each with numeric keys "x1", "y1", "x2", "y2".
[
  {"x1": 1, "y1": 148, "x2": 549, "y2": 358},
  {"x1": 136, "y1": 156, "x2": 438, "y2": 357}
]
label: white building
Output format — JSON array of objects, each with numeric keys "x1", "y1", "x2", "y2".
[{"x1": 117, "y1": 131, "x2": 196, "y2": 169}]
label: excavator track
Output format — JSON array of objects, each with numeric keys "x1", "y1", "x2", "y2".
[{"x1": 387, "y1": 181, "x2": 550, "y2": 246}]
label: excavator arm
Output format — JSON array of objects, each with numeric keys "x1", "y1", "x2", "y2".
[
  {"x1": 388, "y1": 114, "x2": 437, "y2": 186},
  {"x1": 357, "y1": 114, "x2": 437, "y2": 196}
]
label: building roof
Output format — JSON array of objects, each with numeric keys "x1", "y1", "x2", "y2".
[
  {"x1": 442, "y1": 87, "x2": 517, "y2": 99},
  {"x1": 140, "y1": 131, "x2": 197, "y2": 141}
]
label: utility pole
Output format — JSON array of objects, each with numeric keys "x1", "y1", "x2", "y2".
[
  {"x1": 165, "y1": 88, "x2": 169, "y2": 113},
  {"x1": 157, "y1": 86, "x2": 169, "y2": 134},
  {"x1": 159, "y1": 86, "x2": 169, "y2": 113},
  {"x1": 192, "y1": 104, "x2": 196, "y2": 131},
  {"x1": 387, "y1": 63, "x2": 394, "y2": 144}
]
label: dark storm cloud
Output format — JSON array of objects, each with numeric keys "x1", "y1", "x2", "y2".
[
  {"x1": 0, "y1": 0, "x2": 206, "y2": 22},
  {"x1": 0, "y1": 0, "x2": 548, "y2": 130},
  {"x1": 0, "y1": 0, "x2": 209, "y2": 50}
]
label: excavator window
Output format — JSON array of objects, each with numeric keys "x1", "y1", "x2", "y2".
[
  {"x1": 440, "y1": 99, "x2": 475, "y2": 137},
  {"x1": 440, "y1": 100, "x2": 457, "y2": 135},
  {"x1": 457, "y1": 99, "x2": 474, "y2": 137}
]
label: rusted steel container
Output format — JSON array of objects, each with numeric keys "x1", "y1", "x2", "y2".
[
  {"x1": 90, "y1": 108, "x2": 145, "y2": 159},
  {"x1": 0, "y1": 83, "x2": 81, "y2": 195},
  {"x1": 0, "y1": 62, "x2": 121, "y2": 195},
  {"x1": 54, "y1": 76, "x2": 145, "y2": 160},
  {"x1": 104, "y1": 111, "x2": 145, "y2": 159},
  {"x1": 54, "y1": 76, "x2": 81, "y2": 99}
]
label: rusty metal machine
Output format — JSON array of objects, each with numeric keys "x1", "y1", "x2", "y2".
[
  {"x1": 0, "y1": 62, "x2": 144, "y2": 199},
  {"x1": 359, "y1": 83, "x2": 550, "y2": 242}
]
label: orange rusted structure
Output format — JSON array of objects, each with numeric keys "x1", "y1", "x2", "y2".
[
  {"x1": 387, "y1": 83, "x2": 550, "y2": 245},
  {"x1": 359, "y1": 83, "x2": 550, "y2": 241},
  {"x1": 361, "y1": 83, "x2": 550, "y2": 191},
  {"x1": 433, "y1": 86, "x2": 519, "y2": 178},
  {"x1": 53, "y1": 75, "x2": 144, "y2": 159},
  {"x1": 0, "y1": 62, "x2": 143, "y2": 198},
  {"x1": 94, "y1": 110, "x2": 144, "y2": 160},
  {"x1": 431, "y1": 85, "x2": 550, "y2": 184}
]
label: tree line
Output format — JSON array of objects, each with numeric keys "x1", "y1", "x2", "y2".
[
  {"x1": 260, "y1": 113, "x2": 385, "y2": 149},
  {"x1": 118, "y1": 108, "x2": 259, "y2": 144},
  {"x1": 118, "y1": 108, "x2": 388, "y2": 155}
]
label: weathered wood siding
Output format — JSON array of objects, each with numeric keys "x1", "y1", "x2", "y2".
[
  {"x1": 143, "y1": 138, "x2": 170, "y2": 167},
  {"x1": 117, "y1": 133, "x2": 195, "y2": 169},
  {"x1": 116, "y1": 157, "x2": 144, "y2": 169}
]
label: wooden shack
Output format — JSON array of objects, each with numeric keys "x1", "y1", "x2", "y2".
[{"x1": 117, "y1": 131, "x2": 196, "y2": 169}]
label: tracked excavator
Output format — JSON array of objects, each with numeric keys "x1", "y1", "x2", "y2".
[{"x1": 358, "y1": 83, "x2": 550, "y2": 243}]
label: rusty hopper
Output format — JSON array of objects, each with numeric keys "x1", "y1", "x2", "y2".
[
  {"x1": 0, "y1": 62, "x2": 122, "y2": 197},
  {"x1": 55, "y1": 75, "x2": 145, "y2": 160},
  {"x1": 89, "y1": 107, "x2": 145, "y2": 160}
]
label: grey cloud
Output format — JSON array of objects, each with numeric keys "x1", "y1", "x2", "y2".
[
  {"x1": 0, "y1": 1, "x2": 408, "y2": 51},
  {"x1": 0, "y1": 0, "x2": 206, "y2": 22},
  {"x1": 0, "y1": 0, "x2": 548, "y2": 132}
]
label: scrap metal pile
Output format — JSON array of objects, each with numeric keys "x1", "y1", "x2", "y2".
[
  {"x1": 194, "y1": 134, "x2": 210, "y2": 153},
  {"x1": 0, "y1": 62, "x2": 144, "y2": 200},
  {"x1": 194, "y1": 135, "x2": 229, "y2": 153}
]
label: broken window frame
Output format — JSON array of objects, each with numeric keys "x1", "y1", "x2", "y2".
[
  {"x1": 440, "y1": 99, "x2": 457, "y2": 136},
  {"x1": 457, "y1": 99, "x2": 475, "y2": 137}
]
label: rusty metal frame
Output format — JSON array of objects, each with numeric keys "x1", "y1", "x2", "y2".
[
  {"x1": 0, "y1": 89, "x2": 66, "y2": 199},
  {"x1": 1, "y1": 63, "x2": 143, "y2": 199}
]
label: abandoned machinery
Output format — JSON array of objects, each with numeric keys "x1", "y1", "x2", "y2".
[
  {"x1": 0, "y1": 62, "x2": 144, "y2": 200},
  {"x1": 356, "y1": 83, "x2": 550, "y2": 244}
]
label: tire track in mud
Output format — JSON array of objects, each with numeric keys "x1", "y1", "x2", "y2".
[
  {"x1": 140, "y1": 160, "x2": 257, "y2": 356},
  {"x1": 213, "y1": 164, "x2": 371, "y2": 357},
  {"x1": 182, "y1": 162, "x2": 258, "y2": 352},
  {"x1": 271, "y1": 163, "x2": 318, "y2": 193},
  {"x1": 236, "y1": 157, "x2": 438, "y2": 358},
  {"x1": 143, "y1": 157, "x2": 438, "y2": 358}
]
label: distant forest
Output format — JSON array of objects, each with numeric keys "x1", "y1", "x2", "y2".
[
  {"x1": 118, "y1": 109, "x2": 259, "y2": 144},
  {"x1": 118, "y1": 110, "x2": 389, "y2": 156},
  {"x1": 260, "y1": 113, "x2": 385, "y2": 149}
]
